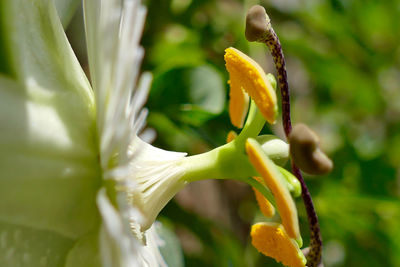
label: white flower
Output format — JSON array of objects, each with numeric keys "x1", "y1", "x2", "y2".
[
  {"x1": 112, "y1": 137, "x2": 187, "y2": 233},
  {"x1": 84, "y1": 0, "x2": 185, "y2": 264},
  {"x1": 83, "y1": 0, "x2": 188, "y2": 239},
  {"x1": 97, "y1": 189, "x2": 168, "y2": 267},
  {"x1": 0, "y1": 0, "x2": 180, "y2": 265}
]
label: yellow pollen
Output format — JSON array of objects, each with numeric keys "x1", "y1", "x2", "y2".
[
  {"x1": 251, "y1": 222, "x2": 306, "y2": 267},
  {"x1": 245, "y1": 138, "x2": 300, "y2": 239},
  {"x1": 226, "y1": 130, "x2": 238, "y2": 143},
  {"x1": 252, "y1": 177, "x2": 275, "y2": 217},
  {"x1": 227, "y1": 79, "x2": 249, "y2": 128},
  {"x1": 224, "y1": 47, "x2": 277, "y2": 125}
]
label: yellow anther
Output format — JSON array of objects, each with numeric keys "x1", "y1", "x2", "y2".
[
  {"x1": 251, "y1": 222, "x2": 306, "y2": 267},
  {"x1": 225, "y1": 47, "x2": 277, "y2": 125},
  {"x1": 227, "y1": 78, "x2": 249, "y2": 128},
  {"x1": 226, "y1": 130, "x2": 238, "y2": 143},
  {"x1": 252, "y1": 177, "x2": 275, "y2": 217},
  {"x1": 245, "y1": 138, "x2": 300, "y2": 239}
]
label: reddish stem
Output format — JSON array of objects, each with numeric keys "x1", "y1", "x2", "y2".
[{"x1": 262, "y1": 22, "x2": 323, "y2": 267}]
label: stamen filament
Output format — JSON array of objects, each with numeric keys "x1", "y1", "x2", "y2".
[{"x1": 235, "y1": 100, "x2": 266, "y2": 147}]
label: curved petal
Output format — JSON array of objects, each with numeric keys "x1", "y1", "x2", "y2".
[
  {"x1": 109, "y1": 136, "x2": 187, "y2": 232},
  {"x1": 97, "y1": 189, "x2": 168, "y2": 267},
  {"x1": 55, "y1": 0, "x2": 81, "y2": 27},
  {"x1": 0, "y1": 220, "x2": 74, "y2": 266},
  {"x1": 1, "y1": 0, "x2": 94, "y2": 107},
  {"x1": 83, "y1": 0, "x2": 149, "y2": 168},
  {"x1": 0, "y1": 76, "x2": 100, "y2": 239}
]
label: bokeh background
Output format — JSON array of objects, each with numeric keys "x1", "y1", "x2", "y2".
[{"x1": 66, "y1": 0, "x2": 400, "y2": 266}]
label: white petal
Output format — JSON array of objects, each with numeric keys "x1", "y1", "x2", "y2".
[
  {"x1": 2, "y1": 0, "x2": 94, "y2": 107},
  {"x1": 0, "y1": 75, "x2": 99, "y2": 239},
  {"x1": 108, "y1": 137, "x2": 187, "y2": 231},
  {"x1": 83, "y1": 0, "x2": 150, "y2": 169},
  {"x1": 97, "y1": 189, "x2": 168, "y2": 267},
  {"x1": 140, "y1": 223, "x2": 168, "y2": 267},
  {"x1": 97, "y1": 189, "x2": 142, "y2": 267}
]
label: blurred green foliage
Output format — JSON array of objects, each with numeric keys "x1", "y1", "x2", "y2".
[{"x1": 9, "y1": 0, "x2": 399, "y2": 266}]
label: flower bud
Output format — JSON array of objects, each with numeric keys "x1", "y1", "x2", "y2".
[
  {"x1": 289, "y1": 124, "x2": 333, "y2": 175},
  {"x1": 245, "y1": 5, "x2": 270, "y2": 42}
]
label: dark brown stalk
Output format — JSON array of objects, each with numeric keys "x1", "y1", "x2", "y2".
[
  {"x1": 245, "y1": 5, "x2": 323, "y2": 266},
  {"x1": 265, "y1": 25, "x2": 322, "y2": 267}
]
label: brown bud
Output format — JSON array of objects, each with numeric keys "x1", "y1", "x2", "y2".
[
  {"x1": 245, "y1": 5, "x2": 270, "y2": 42},
  {"x1": 289, "y1": 123, "x2": 333, "y2": 175}
]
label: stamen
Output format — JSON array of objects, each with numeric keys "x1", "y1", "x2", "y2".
[
  {"x1": 227, "y1": 78, "x2": 249, "y2": 128},
  {"x1": 245, "y1": 138, "x2": 300, "y2": 239},
  {"x1": 251, "y1": 222, "x2": 306, "y2": 267},
  {"x1": 225, "y1": 131, "x2": 275, "y2": 216},
  {"x1": 224, "y1": 47, "x2": 277, "y2": 125},
  {"x1": 252, "y1": 177, "x2": 275, "y2": 217},
  {"x1": 226, "y1": 130, "x2": 238, "y2": 143},
  {"x1": 245, "y1": 6, "x2": 324, "y2": 265}
]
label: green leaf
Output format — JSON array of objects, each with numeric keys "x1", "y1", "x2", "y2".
[
  {"x1": 182, "y1": 65, "x2": 225, "y2": 125},
  {"x1": 179, "y1": 106, "x2": 220, "y2": 127},
  {"x1": 186, "y1": 65, "x2": 225, "y2": 114},
  {"x1": 150, "y1": 25, "x2": 205, "y2": 74},
  {"x1": 156, "y1": 222, "x2": 185, "y2": 267},
  {"x1": 150, "y1": 65, "x2": 225, "y2": 126}
]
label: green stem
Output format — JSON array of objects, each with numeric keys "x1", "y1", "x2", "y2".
[
  {"x1": 235, "y1": 100, "x2": 266, "y2": 147},
  {"x1": 179, "y1": 141, "x2": 276, "y2": 208}
]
